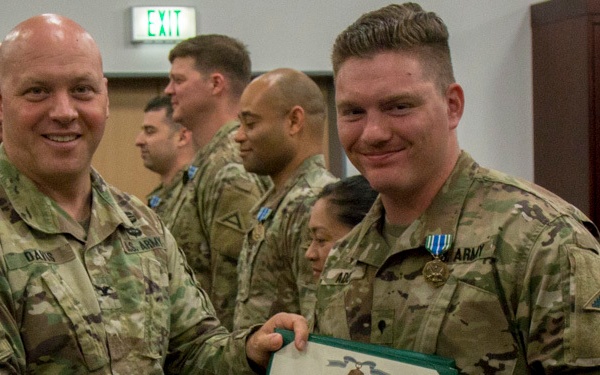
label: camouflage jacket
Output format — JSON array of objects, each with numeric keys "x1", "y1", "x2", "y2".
[
  {"x1": 315, "y1": 151, "x2": 600, "y2": 374},
  {"x1": 159, "y1": 121, "x2": 270, "y2": 330},
  {"x1": 145, "y1": 164, "x2": 196, "y2": 220},
  {"x1": 0, "y1": 147, "x2": 255, "y2": 374},
  {"x1": 234, "y1": 155, "x2": 337, "y2": 330}
]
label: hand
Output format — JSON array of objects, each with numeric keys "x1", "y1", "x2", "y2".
[{"x1": 245, "y1": 312, "x2": 308, "y2": 369}]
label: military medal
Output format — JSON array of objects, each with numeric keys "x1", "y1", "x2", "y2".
[
  {"x1": 348, "y1": 363, "x2": 364, "y2": 375},
  {"x1": 252, "y1": 223, "x2": 264, "y2": 241},
  {"x1": 148, "y1": 195, "x2": 161, "y2": 209},
  {"x1": 423, "y1": 234, "x2": 453, "y2": 287},
  {"x1": 251, "y1": 207, "x2": 271, "y2": 242}
]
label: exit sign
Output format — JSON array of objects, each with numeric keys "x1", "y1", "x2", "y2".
[{"x1": 131, "y1": 6, "x2": 196, "y2": 43}]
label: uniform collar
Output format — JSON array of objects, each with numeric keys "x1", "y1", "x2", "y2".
[
  {"x1": 352, "y1": 151, "x2": 477, "y2": 266},
  {"x1": 250, "y1": 154, "x2": 327, "y2": 214},
  {"x1": 0, "y1": 146, "x2": 137, "y2": 245}
]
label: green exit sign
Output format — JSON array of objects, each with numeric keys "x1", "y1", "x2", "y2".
[{"x1": 131, "y1": 6, "x2": 196, "y2": 43}]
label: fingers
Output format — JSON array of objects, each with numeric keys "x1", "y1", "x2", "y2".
[{"x1": 245, "y1": 313, "x2": 308, "y2": 369}]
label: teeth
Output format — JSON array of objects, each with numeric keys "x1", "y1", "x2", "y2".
[{"x1": 47, "y1": 135, "x2": 78, "y2": 142}]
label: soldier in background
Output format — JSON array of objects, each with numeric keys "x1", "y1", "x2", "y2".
[
  {"x1": 233, "y1": 68, "x2": 338, "y2": 330},
  {"x1": 163, "y1": 34, "x2": 270, "y2": 330},
  {"x1": 0, "y1": 13, "x2": 307, "y2": 373},
  {"x1": 315, "y1": 3, "x2": 600, "y2": 374},
  {"x1": 135, "y1": 95, "x2": 197, "y2": 219}
]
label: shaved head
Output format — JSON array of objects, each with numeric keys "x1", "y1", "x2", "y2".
[
  {"x1": 0, "y1": 14, "x2": 102, "y2": 82},
  {"x1": 250, "y1": 68, "x2": 326, "y2": 138},
  {"x1": 0, "y1": 13, "x2": 108, "y2": 195}
]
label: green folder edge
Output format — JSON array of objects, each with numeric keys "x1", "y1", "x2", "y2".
[{"x1": 267, "y1": 329, "x2": 457, "y2": 375}]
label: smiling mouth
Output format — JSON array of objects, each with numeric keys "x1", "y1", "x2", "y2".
[{"x1": 46, "y1": 135, "x2": 78, "y2": 142}]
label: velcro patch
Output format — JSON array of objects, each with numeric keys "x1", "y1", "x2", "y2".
[
  {"x1": 217, "y1": 211, "x2": 243, "y2": 232},
  {"x1": 321, "y1": 265, "x2": 365, "y2": 285},
  {"x1": 584, "y1": 289, "x2": 600, "y2": 311}
]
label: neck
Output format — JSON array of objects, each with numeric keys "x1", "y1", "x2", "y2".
[
  {"x1": 190, "y1": 100, "x2": 239, "y2": 149},
  {"x1": 35, "y1": 175, "x2": 92, "y2": 222},
  {"x1": 382, "y1": 148, "x2": 460, "y2": 226},
  {"x1": 271, "y1": 152, "x2": 317, "y2": 192},
  {"x1": 160, "y1": 154, "x2": 194, "y2": 186}
]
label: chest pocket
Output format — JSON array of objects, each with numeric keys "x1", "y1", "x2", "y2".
[
  {"x1": 430, "y1": 278, "x2": 518, "y2": 374},
  {"x1": 38, "y1": 269, "x2": 109, "y2": 371}
]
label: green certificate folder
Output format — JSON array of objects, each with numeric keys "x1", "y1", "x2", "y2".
[{"x1": 268, "y1": 329, "x2": 457, "y2": 375}]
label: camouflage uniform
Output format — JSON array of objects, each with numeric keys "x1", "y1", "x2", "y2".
[
  {"x1": 145, "y1": 164, "x2": 196, "y2": 220},
  {"x1": 234, "y1": 155, "x2": 337, "y2": 330},
  {"x1": 160, "y1": 121, "x2": 270, "y2": 331},
  {"x1": 315, "y1": 151, "x2": 600, "y2": 374},
  {"x1": 0, "y1": 147, "x2": 256, "y2": 374}
]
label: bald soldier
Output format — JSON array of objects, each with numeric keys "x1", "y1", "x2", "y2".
[
  {"x1": 0, "y1": 14, "x2": 306, "y2": 373},
  {"x1": 233, "y1": 68, "x2": 338, "y2": 330}
]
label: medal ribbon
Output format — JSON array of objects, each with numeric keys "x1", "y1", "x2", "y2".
[
  {"x1": 187, "y1": 165, "x2": 198, "y2": 180},
  {"x1": 425, "y1": 234, "x2": 453, "y2": 257},
  {"x1": 256, "y1": 207, "x2": 272, "y2": 222},
  {"x1": 148, "y1": 195, "x2": 161, "y2": 208}
]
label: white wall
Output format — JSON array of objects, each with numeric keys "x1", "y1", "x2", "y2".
[{"x1": 0, "y1": 0, "x2": 540, "y2": 181}]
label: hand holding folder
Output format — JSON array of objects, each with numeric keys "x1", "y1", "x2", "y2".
[{"x1": 268, "y1": 329, "x2": 457, "y2": 375}]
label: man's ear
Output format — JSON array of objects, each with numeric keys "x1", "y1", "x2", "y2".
[
  {"x1": 209, "y1": 73, "x2": 226, "y2": 96},
  {"x1": 178, "y1": 127, "x2": 193, "y2": 146},
  {"x1": 445, "y1": 83, "x2": 464, "y2": 131},
  {"x1": 287, "y1": 105, "x2": 305, "y2": 136}
]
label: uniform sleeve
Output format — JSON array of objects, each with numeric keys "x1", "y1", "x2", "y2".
[
  {"x1": 278, "y1": 193, "x2": 317, "y2": 320},
  {"x1": 517, "y1": 216, "x2": 600, "y2": 372},
  {"x1": 0, "y1": 251, "x2": 26, "y2": 374},
  {"x1": 208, "y1": 163, "x2": 263, "y2": 260},
  {"x1": 205, "y1": 163, "x2": 265, "y2": 330},
  {"x1": 161, "y1": 226, "x2": 256, "y2": 374}
]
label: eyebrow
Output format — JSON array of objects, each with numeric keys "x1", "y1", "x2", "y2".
[{"x1": 238, "y1": 111, "x2": 260, "y2": 120}]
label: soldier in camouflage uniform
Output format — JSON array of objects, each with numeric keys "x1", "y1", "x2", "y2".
[
  {"x1": 315, "y1": 3, "x2": 600, "y2": 374},
  {"x1": 233, "y1": 68, "x2": 338, "y2": 330},
  {"x1": 135, "y1": 95, "x2": 197, "y2": 219},
  {"x1": 0, "y1": 14, "x2": 307, "y2": 373},
  {"x1": 163, "y1": 35, "x2": 271, "y2": 330}
]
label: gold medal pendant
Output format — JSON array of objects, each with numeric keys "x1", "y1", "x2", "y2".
[
  {"x1": 423, "y1": 234, "x2": 453, "y2": 287},
  {"x1": 252, "y1": 223, "x2": 264, "y2": 242},
  {"x1": 348, "y1": 364, "x2": 364, "y2": 375},
  {"x1": 423, "y1": 257, "x2": 449, "y2": 287}
]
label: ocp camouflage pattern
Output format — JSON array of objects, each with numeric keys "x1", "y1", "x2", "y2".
[
  {"x1": 234, "y1": 155, "x2": 337, "y2": 330},
  {"x1": 315, "y1": 151, "x2": 600, "y2": 374},
  {"x1": 0, "y1": 146, "x2": 256, "y2": 374},
  {"x1": 159, "y1": 121, "x2": 270, "y2": 330}
]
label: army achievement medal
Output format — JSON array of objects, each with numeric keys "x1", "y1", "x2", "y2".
[
  {"x1": 348, "y1": 363, "x2": 364, "y2": 375},
  {"x1": 252, "y1": 207, "x2": 271, "y2": 242},
  {"x1": 423, "y1": 234, "x2": 453, "y2": 287},
  {"x1": 252, "y1": 223, "x2": 264, "y2": 241}
]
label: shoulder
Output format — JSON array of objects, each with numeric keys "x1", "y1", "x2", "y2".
[{"x1": 472, "y1": 163, "x2": 594, "y2": 227}]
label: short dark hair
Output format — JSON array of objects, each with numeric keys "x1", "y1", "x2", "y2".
[
  {"x1": 318, "y1": 175, "x2": 378, "y2": 227},
  {"x1": 169, "y1": 34, "x2": 251, "y2": 98},
  {"x1": 331, "y1": 3, "x2": 455, "y2": 93},
  {"x1": 144, "y1": 95, "x2": 179, "y2": 130}
]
